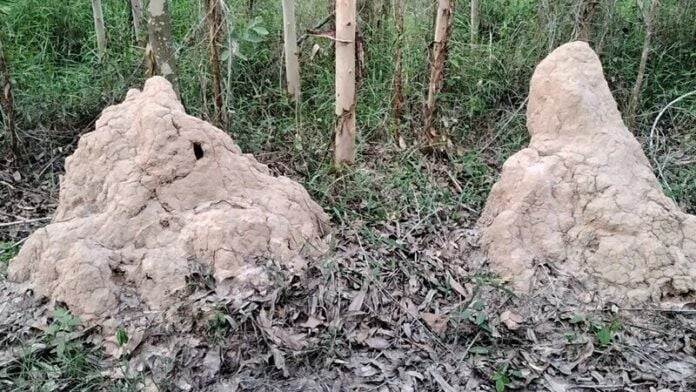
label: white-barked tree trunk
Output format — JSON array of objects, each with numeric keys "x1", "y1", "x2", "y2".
[{"x1": 334, "y1": 0, "x2": 357, "y2": 167}]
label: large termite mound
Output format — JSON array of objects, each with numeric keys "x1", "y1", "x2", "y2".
[
  {"x1": 478, "y1": 42, "x2": 696, "y2": 302},
  {"x1": 8, "y1": 77, "x2": 330, "y2": 324}
]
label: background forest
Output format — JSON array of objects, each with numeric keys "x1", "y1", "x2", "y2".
[
  {"x1": 1, "y1": 0, "x2": 696, "y2": 390},
  {"x1": 1, "y1": 0, "x2": 695, "y2": 219}
]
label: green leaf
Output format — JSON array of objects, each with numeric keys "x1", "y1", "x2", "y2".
[
  {"x1": 251, "y1": 26, "x2": 269, "y2": 36},
  {"x1": 563, "y1": 331, "x2": 577, "y2": 342},
  {"x1": 492, "y1": 370, "x2": 510, "y2": 392},
  {"x1": 116, "y1": 327, "x2": 129, "y2": 347},
  {"x1": 570, "y1": 313, "x2": 585, "y2": 324},
  {"x1": 472, "y1": 300, "x2": 483, "y2": 311},
  {"x1": 52, "y1": 308, "x2": 80, "y2": 330},
  {"x1": 242, "y1": 32, "x2": 265, "y2": 43},
  {"x1": 595, "y1": 326, "x2": 612, "y2": 346},
  {"x1": 452, "y1": 309, "x2": 471, "y2": 323},
  {"x1": 55, "y1": 339, "x2": 66, "y2": 358},
  {"x1": 495, "y1": 378, "x2": 506, "y2": 392},
  {"x1": 474, "y1": 311, "x2": 486, "y2": 325},
  {"x1": 45, "y1": 324, "x2": 59, "y2": 336},
  {"x1": 0, "y1": 241, "x2": 19, "y2": 264}
]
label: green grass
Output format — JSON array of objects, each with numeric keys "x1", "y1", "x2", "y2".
[
  {"x1": 0, "y1": 308, "x2": 140, "y2": 391},
  {"x1": 0, "y1": 241, "x2": 19, "y2": 276},
  {"x1": 2, "y1": 1, "x2": 693, "y2": 193}
]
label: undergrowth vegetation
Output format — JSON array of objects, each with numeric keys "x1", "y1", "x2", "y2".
[
  {"x1": 0, "y1": 241, "x2": 18, "y2": 276},
  {"x1": 0, "y1": 308, "x2": 139, "y2": 391},
  {"x1": 1, "y1": 0, "x2": 694, "y2": 216}
]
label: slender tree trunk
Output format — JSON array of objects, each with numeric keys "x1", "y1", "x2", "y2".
[
  {"x1": 204, "y1": 0, "x2": 226, "y2": 128},
  {"x1": 334, "y1": 0, "x2": 357, "y2": 168},
  {"x1": 0, "y1": 34, "x2": 17, "y2": 161},
  {"x1": 391, "y1": 0, "x2": 403, "y2": 126},
  {"x1": 626, "y1": 0, "x2": 659, "y2": 129},
  {"x1": 281, "y1": 0, "x2": 301, "y2": 102},
  {"x1": 130, "y1": 0, "x2": 143, "y2": 39},
  {"x1": 574, "y1": 0, "x2": 598, "y2": 41},
  {"x1": 423, "y1": 0, "x2": 454, "y2": 145},
  {"x1": 147, "y1": 0, "x2": 180, "y2": 95},
  {"x1": 91, "y1": 0, "x2": 107, "y2": 56},
  {"x1": 470, "y1": 0, "x2": 479, "y2": 44}
]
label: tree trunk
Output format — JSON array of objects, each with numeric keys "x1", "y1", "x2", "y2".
[
  {"x1": 626, "y1": 0, "x2": 659, "y2": 129},
  {"x1": 0, "y1": 34, "x2": 17, "y2": 161},
  {"x1": 130, "y1": 0, "x2": 143, "y2": 39},
  {"x1": 147, "y1": 0, "x2": 179, "y2": 95},
  {"x1": 391, "y1": 0, "x2": 403, "y2": 126},
  {"x1": 574, "y1": 0, "x2": 598, "y2": 41},
  {"x1": 423, "y1": 0, "x2": 454, "y2": 145},
  {"x1": 334, "y1": 0, "x2": 357, "y2": 168},
  {"x1": 204, "y1": 0, "x2": 226, "y2": 128},
  {"x1": 91, "y1": 0, "x2": 107, "y2": 56},
  {"x1": 281, "y1": 0, "x2": 301, "y2": 102},
  {"x1": 470, "y1": 0, "x2": 479, "y2": 43}
]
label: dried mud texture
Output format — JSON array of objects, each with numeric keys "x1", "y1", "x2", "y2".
[
  {"x1": 478, "y1": 42, "x2": 696, "y2": 302},
  {"x1": 7, "y1": 77, "x2": 330, "y2": 324}
]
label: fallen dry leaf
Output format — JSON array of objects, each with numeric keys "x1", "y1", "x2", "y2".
[
  {"x1": 365, "y1": 337, "x2": 390, "y2": 349},
  {"x1": 349, "y1": 290, "x2": 367, "y2": 312},
  {"x1": 500, "y1": 309, "x2": 524, "y2": 330},
  {"x1": 299, "y1": 316, "x2": 323, "y2": 329},
  {"x1": 447, "y1": 274, "x2": 468, "y2": 297},
  {"x1": 563, "y1": 340, "x2": 594, "y2": 373},
  {"x1": 543, "y1": 374, "x2": 569, "y2": 392},
  {"x1": 429, "y1": 368, "x2": 457, "y2": 392},
  {"x1": 310, "y1": 43, "x2": 321, "y2": 60},
  {"x1": 271, "y1": 347, "x2": 288, "y2": 377},
  {"x1": 420, "y1": 312, "x2": 448, "y2": 334}
]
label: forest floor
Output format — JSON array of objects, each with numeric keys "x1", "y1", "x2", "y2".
[{"x1": 1, "y1": 135, "x2": 696, "y2": 391}]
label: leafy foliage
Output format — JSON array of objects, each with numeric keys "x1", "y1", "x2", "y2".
[
  {"x1": 0, "y1": 308, "x2": 139, "y2": 391},
  {"x1": 0, "y1": 0, "x2": 13, "y2": 16},
  {"x1": 593, "y1": 319, "x2": 623, "y2": 346},
  {"x1": 0, "y1": 241, "x2": 19, "y2": 276},
  {"x1": 115, "y1": 327, "x2": 129, "y2": 348}
]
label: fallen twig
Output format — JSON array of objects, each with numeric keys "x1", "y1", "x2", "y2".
[
  {"x1": 0, "y1": 216, "x2": 52, "y2": 228},
  {"x1": 617, "y1": 307, "x2": 696, "y2": 314}
]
